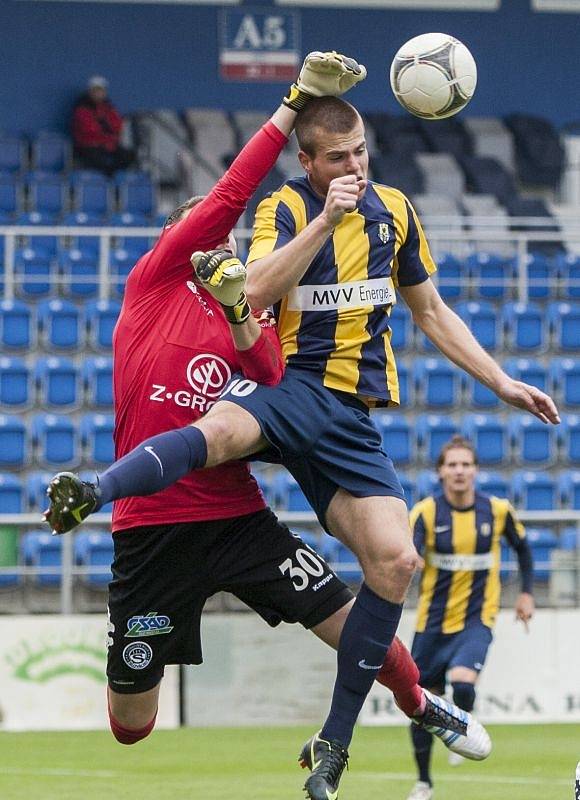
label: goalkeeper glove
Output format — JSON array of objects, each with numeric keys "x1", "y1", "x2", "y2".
[
  {"x1": 191, "y1": 249, "x2": 251, "y2": 325},
  {"x1": 283, "y1": 50, "x2": 367, "y2": 112}
]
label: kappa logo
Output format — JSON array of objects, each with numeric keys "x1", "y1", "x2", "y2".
[
  {"x1": 378, "y1": 223, "x2": 390, "y2": 244},
  {"x1": 125, "y1": 611, "x2": 174, "y2": 638},
  {"x1": 122, "y1": 641, "x2": 153, "y2": 670},
  {"x1": 186, "y1": 280, "x2": 214, "y2": 316}
]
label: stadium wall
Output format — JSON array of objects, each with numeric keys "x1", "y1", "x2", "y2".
[{"x1": 2, "y1": 0, "x2": 580, "y2": 135}]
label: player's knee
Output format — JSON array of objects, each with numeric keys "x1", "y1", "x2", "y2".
[
  {"x1": 389, "y1": 543, "x2": 420, "y2": 580},
  {"x1": 451, "y1": 681, "x2": 476, "y2": 712}
]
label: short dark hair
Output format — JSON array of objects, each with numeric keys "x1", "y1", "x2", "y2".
[
  {"x1": 436, "y1": 435, "x2": 479, "y2": 468},
  {"x1": 295, "y1": 97, "x2": 362, "y2": 157},
  {"x1": 164, "y1": 195, "x2": 205, "y2": 228}
]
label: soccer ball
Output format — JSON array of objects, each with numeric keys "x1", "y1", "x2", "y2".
[{"x1": 390, "y1": 33, "x2": 477, "y2": 120}]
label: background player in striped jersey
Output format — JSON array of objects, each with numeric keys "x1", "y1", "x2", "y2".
[
  {"x1": 406, "y1": 435, "x2": 534, "y2": 800},
  {"x1": 44, "y1": 96, "x2": 556, "y2": 800}
]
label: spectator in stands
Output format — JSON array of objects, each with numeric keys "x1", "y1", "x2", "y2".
[
  {"x1": 405, "y1": 434, "x2": 534, "y2": 800},
  {"x1": 71, "y1": 76, "x2": 135, "y2": 176}
]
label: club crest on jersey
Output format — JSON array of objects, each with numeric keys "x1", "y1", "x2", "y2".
[
  {"x1": 480, "y1": 522, "x2": 492, "y2": 537},
  {"x1": 125, "y1": 612, "x2": 174, "y2": 638},
  {"x1": 378, "y1": 223, "x2": 390, "y2": 244}
]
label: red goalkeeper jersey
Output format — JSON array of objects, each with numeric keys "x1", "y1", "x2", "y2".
[{"x1": 111, "y1": 122, "x2": 287, "y2": 532}]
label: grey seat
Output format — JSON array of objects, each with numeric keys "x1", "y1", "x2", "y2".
[
  {"x1": 416, "y1": 153, "x2": 466, "y2": 200},
  {"x1": 464, "y1": 117, "x2": 516, "y2": 175}
]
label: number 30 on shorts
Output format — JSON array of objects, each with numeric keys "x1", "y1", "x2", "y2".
[{"x1": 279, "y1": 548, "x2": 326, "y2": 591}]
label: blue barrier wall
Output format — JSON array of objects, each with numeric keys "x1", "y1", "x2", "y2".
[{"x1": 1, "y1": 0, "x2": 579, "y2": 134}]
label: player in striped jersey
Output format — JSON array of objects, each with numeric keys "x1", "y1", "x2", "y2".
[{"x1": 406, "y1": 436, "x2": 534, "y2": 800}]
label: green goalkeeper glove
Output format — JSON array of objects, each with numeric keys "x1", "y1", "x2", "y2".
[
  {"x1": 191, "y1": 249, "x2": 251, "y2": 325},
  {"x1": 283, "y1": 50, "x2": 367, "y2": 112}
]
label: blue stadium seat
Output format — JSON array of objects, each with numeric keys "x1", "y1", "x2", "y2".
[
  {"x1": 375, "y1": 413, "x2": 413, "y2": 465},
  {"x1": 32, "y1": 413, "x2": 80, "y2": 468},
  {"x1": 369, "y1": 153, "x2": 424, "y2": 197},
  {"x1": 504, "y1": 358, "x2": 548, "y2": 393},
  {"x1": 462, "y1": 414, "x2": 508, "y2": 466},
  {"x1": 15, "y1": 211, "x2": 59, "y2": 256},
  {"x1": 14, "y1": 246, "x2": 52, "y2": 298},
  {"x1": 83, "y1": 356, "x2": 113, "y2": 407},
  {"x1": 58, "y1": 247, "x2": 99, "y2": 299},
  {"x1": 416, "y1": 470, "x2": 440, "y2": 500},
  {"x1": 110, "y1": 247, "x2": 136, "y2": 296},
  {"x1": 0, "y1": 135, "x2": 28, "y2": 174},
  {"x1": 467, "y1": 252, "x2": 512, "y2": 300},
  {"x1": 37, "y1": 298, "x2": 82, "y2": 351},
  {"x1": 21, "y1": 530, "x2": 61, "y2": 586},
  {"x1": 455, "y1": 301, "x2": 500, "y2": 351},
  {"x1": 31, "y1": 132, "x2": 71, "y2": 174},
  {"x1": 525, "y1": 528, "x2": 559, "y2": 581},
  {"x1": 250, "y1": 469, "x2": 273, "y2": 506},
  {"x1": 462, "y1": 375, "x2": 500, "y2": 409},
  {"x1": 396, "y1": 362, "x2": 412, "y2": 407},
  {"x1": 74, "y1": 530, "x2": 113, "y2": 587},
  {"x1": 291, "y1": 528, "x2": 323, "y2": 553},
  {"x1": 559, "y1": 527, "x2": 579, "y2": 551},
  {"x1": 86, "y1": 299, "x2": 121, "y2": 351},
  {"x1": 416, "y1": 414, "x2": 460, "y2": 464},
  {"x1": 62, "y1": 211, "x2": 105, "y2": 256},
  {"x1": 0, "y1": 299, "x2": 35, "y2": 351},
  {"x1": 35, "y1": 356, "x2": 80, "y2": 408},
  {"x1": 512, "y1": 471, "x2": 557, "y2": 510},
  {"x1": 117, "y1": 173, "x2": 157, "y2": 216},
  {"x1": 510, "y1": 415, "x2": 557, "y2": 466},
  {"x1": 80, "y1": 413, "x2": 115, "y2": 466},
  {"x1": 0, "y1": 473, "x2": 24, "y2": 513},
  {"x1": 274, "y1": 473, "x2": 313, "y2": 512},
  {"x1": 0, "y1": 415, "x2": 27, "y2": 467},
  {"x1": 398, "y1": 471, "x2": 416, "y2": 508},
  {"x1": 414, "y1": 358, "x2": 460, "y2": 409},
  {"x1": 551, "y1": 357, "x2": 580, "y2": 408},
  {"x1": 332, "y1": 542, "x2": 362, "y2": 583},
  {"x1": 27, "y1": 174, "x2": 67, "y2": 215},
  {"x1": 502, "y1": 302, "x2": 545, "y2": 353},
  {"x1": 548, "y1": 302, "x2": 580, "y2": 352},
  {"x1": 559, "y1": 415, "x2": 580, "y2": 465},
  {"x1": 436, "y1": 253, "x2": 464, "y2": 300},
  {"x1": 389, "y1": 304, "x2": 413, "y2": 352},
  {"x1": 558, "y1": 471, "x2": 580, "y2": 509},
  {"x1": 524, "y1": 252, "x2": 552, "y2": 300},
  {"x1": 0, "y1": 175, "x2": 21, "y2": 216},
  {"x1": 476, "y1": 471, "x2": 510, "y2": 499},
  {"x1": 72, "y1": 173, "x2": 113, "y2": 216},
  {"x1": 555, "y1": 253, "x2": 580, "y2": 300},
  {"x1": 0, "y1": 356, "x2": 32, "y2": 409},
  {"x1": 109, "y1": 212, "x2": 152, "y2": 255},
  {"x1": 26, "y1": 470, "x2": 54, "y2": 511}
]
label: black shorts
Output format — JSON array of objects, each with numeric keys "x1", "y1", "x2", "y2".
[{"x1": 107, "y1": 508, "x2": 353, "y2": 693}]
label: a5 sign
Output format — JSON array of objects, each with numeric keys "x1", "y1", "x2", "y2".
[{"x1": 220, "y1": 7, "x2": 301, "y2": 81}]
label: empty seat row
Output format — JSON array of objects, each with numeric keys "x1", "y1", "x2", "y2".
[
  {"x1": 0, "y1": 298, "x2": 120, "y2": 352},
  {"x1": 0, "y1": 356, "x2": 112, "y2": 409},
  {"x1": 0, "y1": 132, "x2": 72, "y2": 175}
]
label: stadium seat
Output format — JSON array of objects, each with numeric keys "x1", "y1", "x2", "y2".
[
  {"x1": 0, "y1": 299, "x2": 35, "y2": 351},
  {"x1": 523, "y1": 252, "x2": 553, "y2": 300},
  {"x1": 558, "y1": 471, "x2": 580, "y2": 509},
  {"x1": 505, "y1": 114, "x2": 564, "y2": 190},
  {"x1": 512, "y1": 471, "x2": 557, "y2": 510},
  {"x1": 548, "y1": 302, "x2": 580, "y2": 352},
  {"x1": 462, "y1": 375, "x2": 500, "y2": 409},
  {"x1": 0, "y1": 134, "x2": 28, "y2": 174},
  {"x1": 110, "y1": 247, "x2": 136, "y2": 296},
  {"x1": 0, "y1": 473, "x2": 24, "y2": 513},
  {"x1": 396, "y1": 362, "x2": 412, "y2": 407},
  {"x1": 466, "y1": 252, "x2": 512, "y2": 300},
  {"x1": 74, "y1": 530, "x2": 113, "y2": 587},
  {"x1": 15, "y1": 211, "x2": 60, "y2": 256},
  {"x1": 117, "y1": 173, "x2": 156, "y2": 216},
  {"x1": 332, "y1": 542, "x2": 362, "y2": 584},
  {"x1": 35, "y1": 356, "x2": 80, "y2": 409},
  {"x1": 275, "y1": 473, "x2": 313, "y2": 512},
  {"x1": 26, "y1": 470, "x2": 54, "y2": 511},
  {"x1": 250, "y1": 470, "x2": 273, "y2": 506},
  {"x1": 389, "y1": 303, "x2": 413, "y2": 352},
  {"x1": 80, "y1": 413, "x2": 115, "y2": 466},
  {"x1": 525, "y1": 528, "x2": 559, "y2": 581},
  {"x1": 504, "y1": 358, "x2": 548, "y2": 393},
  {"x1": 414, "y1": 357, "x2": 461, "y2": 409},
  {"x1": 26, "y1": 174, "x2": 67, "y2": 215},
  {"x1": 31, "y1": 132, "x2": 71, "y2": 174},
  {"x1": 0, "y1": 175, "x2": 22, "y2": 216},
  {"x1": 559, "y1": 415, "x2": 580, "y2": 465},
  {"x1": 435, "y1": 253, "x2": 464, "y2": 300},
  {"x1": 555, "y1": 253, "x2": 580, "y2": 300},
  {"x1": 58, "y1": 248, "x2": 99, "y2": 298},
  {"x1": 416, "y1": 470, "x2": 440, "y2": 500},
  {"x1": 32, "y1": 413, "x2": 80, "y2": 468},
  {"x1": 502, "y1": 302, "x2": 545, "y2": 353},
  {"x1": 83, "y1": 356, "x2": 113, "y2": 407},
  {"x1": 398, "y1": 472, "x2": 416, "y2": 508},
  {"x1": 459, "y1": 155, "x2": 517, "y2": 206},
  {"x1": 21, "y1": 530, "x2": 62, "y2": 587},
  {"x1": 510, "y1": 415, "x2": 557, "y2": 466},
  {"x1": 109, "y1": 212, "x2": 152, "y2": 255},
  {"x1": 418, "y1": 117, "x2": 473, "y2": 160},
  {"x1": 416, "y1": 414, "x2": 460, "y2": 464},
  {"x1": 62, "y1": 211, "x2": 105, "y2": 256},
  {"x1": 559, "y1": 528, "x2": 579, "y2": 551},
  {"x1": 37, "y1": 298, "x2": 82, "y2": 351},
  {"x1": 375, "y1": 414, "x2": 414, "y2": 465},
  {"x1": 455, "y1": 301, "x2": 500, "y2": 351},
  {"x1": 0, "y1": 415, "x2": 27, "y2": 467},
  {"x1": 369, "y1": 153, "x2": 424, "y2": 197},
  {"x1": 462, "y1": 414, "x2": 507, "y2": 466},
  {"x1": 476, "y1": 471, "x2": 509, "y2": 499},
  {"x1": 86, "y1": 299, "x2": 121, "y2": 351},
  {"x1": 0, "y1": 356, "x2": 32, "y2": 409},
  {"x1": 14, "y1": 246, "x2": 52, "y2": 298},
  {"x1": 72, "y1": 173, "x2": 113, "y2": 216}
]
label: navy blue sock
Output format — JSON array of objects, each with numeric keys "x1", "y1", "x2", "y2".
[
  {"x1": 320, "y1": 583, "x2": 402, "y2": 748},
  {"x1": 452, "y1": 681, "x2": 476, "y2": 712},
  {"x1": 410, "y1": 723, "x2": 433, "y2": 785},
  {"x1": 95, "y1": 426, "x2": 207, "y2": 508}
]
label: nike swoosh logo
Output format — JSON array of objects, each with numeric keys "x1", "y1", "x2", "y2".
[
  {"x1": 358, "y1": 659, "x2": 382, "y2": 670},
  {"x1": 326, "y1": 789, "x2": 338, "y2": 800},
  {"x1": 71, "y1": 503, "x2": 89, "y2": 523},
  {"x1": 435, "y1": 525, "x2": 450, "y2": 533},
  {"x1": 144, "y1": 446, "x2": 164, "y2": 477}
]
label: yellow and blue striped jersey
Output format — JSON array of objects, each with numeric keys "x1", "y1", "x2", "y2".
[
  {"x1": 411, "y1": 492, "x2": 527, "y2": 634},
  {"x1": 247, "y1": 177, "x2": 436, "y2": 406}
]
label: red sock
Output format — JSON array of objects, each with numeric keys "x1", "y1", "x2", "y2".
[
  {"x1": 108, "y1": 701, "x2": 157, "y2": 745},
  {"x1": 376, "y1": 636, "x2": 425, "y2": 718}
]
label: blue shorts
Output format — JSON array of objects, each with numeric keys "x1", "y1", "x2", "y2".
[
  {"x1": 220, "y1": 368, "x2": 405, "y2": 530},
  {"x1": 411, "y1": 622, "x2": 493, "y2": 692}
]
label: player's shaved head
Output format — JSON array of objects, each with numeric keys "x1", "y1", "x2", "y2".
[{"x1": 296, "y1": 97, "x2": 362, "y2": 157}]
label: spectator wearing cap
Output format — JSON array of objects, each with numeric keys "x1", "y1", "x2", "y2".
[{"x1": 71, "y1": 75, "x2": 135, "y2": 175}]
